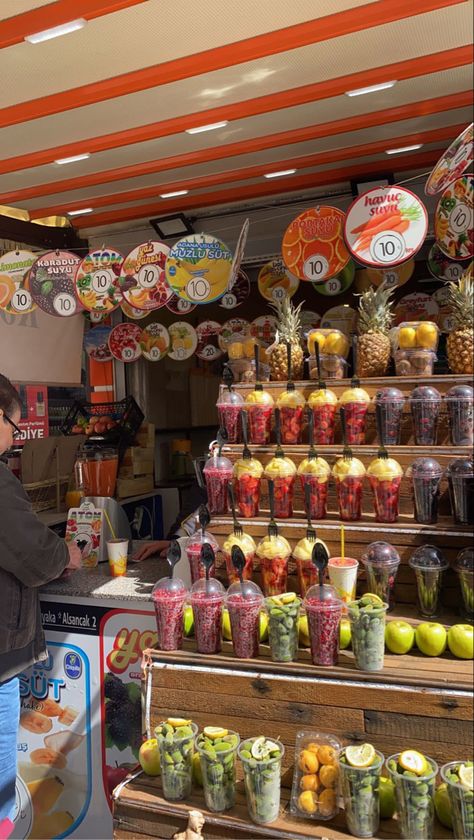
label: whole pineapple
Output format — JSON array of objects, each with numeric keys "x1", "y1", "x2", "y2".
[
  {"x1": 357, "y1": 284, "x2": 394, "y2": 377},
  {"x1": 269, "y1": 298, "x2": 304, "y2": 380},
  {"x1": 446, "y1": 268, "x2": 474, "y2": 374}
]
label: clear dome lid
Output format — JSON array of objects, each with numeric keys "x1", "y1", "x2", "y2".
[
  {"x1": 217, "y1": 389, "x2": 244, "y2": 407},
  {"x1": 256, "y1": 533, "x2": 292, "y2": 559},
  {"x1": 305, "y1": 583, "x2": 343, "y2": 605},
  {"x1": 297, "y1": 456, "x2": 331, "y2": 479},
  {"x1": 190, "y1": 577, "x2": 226, "y2": 599},
  {"x1": 152, "y1": 576, "x2": 188, "y2": 598},
  {"x1": 227, "y1": 580, "x2": 263, "y2": 601},
  {"x1": 447, "y1": 457, "x2": 474, "y2": 478},
  {"x1": 203, "y1": 452, "x2": 233, "y2": 472},
  {"x1": 409, "y1": 385, "x2": 442, "y2": 404},
  {"x1": 409, "y1": 545, "x2": 449, "y2": 570},
  {"x1": 361, "y1": 541, "x2": 401, "y2": 568},
  {"x1": 276, "y1": 388, "x2": 306, "y2": 408},
  {"x1": 454, "y1": 547, "x2": 474, "y2": 573},
  {"x1": 264, "y1": 455, "x2": 297, "y2": 478},
  {"x1": 185, "y1": 531, "x2": 219, "y2": 550},
  {"x1": 375, "y1": 387, "x2": 405, "y2": 404},
  {"x1": 408, "y1": 457, "x2": 444, "y2": 479},
  {"x1": 446, "y1": 385, "x2": 474, "y2": 402}
]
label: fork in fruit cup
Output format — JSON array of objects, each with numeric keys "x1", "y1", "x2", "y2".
[
  {"x1": 375, "y1": 403, "x2": 389, "y2": 463},
  {"x1": 267, "y1": 479, "x2": 279, "y2": 538},
  {"x1": 241, "y1": 410, "x2": 252, "y2": 460},
  {"x1": 254, "y1": 342, "x2": 261, "y2": 385},
  {"x1": 227, "y1": 482, "x2": 243, "y2": 537},
  {"x1": 339, "y1": 406, "x2": 353, "y2": 462},
  {"x1": 274, "y1": 408, "x2": 285, "y2": 459},
  {"x1": 306, "y1": 407, "x2": 317, "y2": 460},
  {"x1": 304, "y1": 481, "x2": 317, "y2": 543}
]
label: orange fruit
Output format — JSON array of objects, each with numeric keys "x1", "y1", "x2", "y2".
[
  {"x1": 318, "y1": 788, "x2": 337, "y2": 816},
  {"x1": 0, "y1": 274, "x2": 15, "y2": 309},
  {"x1": 306, "y1": 742, "x2": 321, "y2": 754},
  {"x1": 300, "y1": 774, "x2": 318, "y2": 791},
  {"x1": 299, "y1": 749, "x2": 319, "y2": 774},
  {"x1": 320, "y1": 764, "x2": 338, "y2": 788},
  {"x1": 335, "y1": 237, "x2": 350, "y2": 267},
  {"x1": 298, "y1": 790, "x2": 318, "y2": 814},
  {"x1": 317, "y1": 744, "x2": 337, "y2": 766},
  {"x1": 282, "y1": 241, "x2": 302, "y2": 271},
  {"x1": 282, "y1": 224, "x2": 300, "y2": 248}
]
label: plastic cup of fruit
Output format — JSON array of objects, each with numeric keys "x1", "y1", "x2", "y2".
[
  {"x1": 386, "y1": 752, "x2": 438, "y2": 840},
  {"x1": 308, "y1": 387, "x2": 338, "y2": 445},
  {"x1": 446, "y1": 385, "x2": 474, "y2": 447},
  {"x1": 340, "y1": 387, "x2": 371, "y2": 445},
  {"x1": 238, "y1": 736, "x2": 284, "y2": 824},
  {"x1": 308, "y1": 353, "x2": 348, "y2": 380},
  {"x1": 264, "y1": 456, "x2": 297, "y2": 519},
  {"x1": 265, "y1": 592, "x2": 301, "y2": 662},
  {"x1": 233, "y1": 457, "x2": 263, "y2": 518},
  {"x1": 185, "y1": 532, "x2": 219, "y2": 584},
  {"x1": 453, "y1": 548, "x2": 474, "y2": 620},
  {"x1": 245, "y1": 386, "x2": 274, "y2": 445},
  {"x1": 409, "y1": 386, "x2": 442, "y2": 446},
  {"x1": 348, "y1": 596, "x2": 388, "y2": 672},
  {"x1": 217, "y1": 390, "x2": 244, "y2": 444},
  {"x1": 155, "y1": 720, "x2": 198, "y2": 801},
  {"x1": 396, "y1": 320, "x2": 440, "y2": 352},
  {"x1": 189, "y1": 578, "x2": 226, "y2": 654},
  {"x1": 297, "y1": 455, "x2": 331, "y2": 520},
  {"x1": 195, "y1": 729, "x2": 240, "y2": 812},
  {"x1": 328, "y1": 557, "x2": 359, "y2": 607},
  {"x1": 256, "y1": 534, "x2": 292, "y2": 596},
  {"x1": 333, "y1": 456, "x2": 366, "y2": 522},
  {"x1": 407, "y1": 458, "x2": 444, "y2": 524},
  {"x1": 276, "y1": 388, "x2": 306, "y2": 444},
  {"x1": 440, "y1": 761, "x2": 474, "y2": 839},
  {"x1": 304, "y1": 584, "x2": 343, "y2": 666},
  {"x1": 394, "y1": 348, "x2": 437, "y2": 377},
  {"x1": 338, "y1": 747, "x2": 384, "y2": 838},
  {"x1": 152, "y1": 577, "x2": 188, "y2": 651},
  {"x1": 409, "y1": 545, "x2": 449, "y2": 618},
  {"x1": 222, "y1": 531, "x2": 256, "y2": 585},
  {"x1": 226, "y1": 580, "x2": 264, "y2": 658},
  {"x1": 374, "y1": 387, "x2": 405, "y2": 446},
  {"x1": 203, "y1": 453, "x2": 233, "y2": 515},
  {"x1": 360, "y1": 542, "x2": 401, "y2": 611},
  {"x1": 447, "y1": 457, "x2": 474, "y2": 525},
  {"x1": 366, "y1": 456, "x2": 403, "y2": 523},
  {"x1": 308, "y1": 328, "x2": 350, "y2": 358}
]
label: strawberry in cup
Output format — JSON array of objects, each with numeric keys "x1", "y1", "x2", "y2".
[
  {"x1": 293, "y1": 535, "x2": 330, "y2": 597},
  {"x1": 367, "y1": 452, "x2": 403, "y2": 523},
  {"x1": 245, "y1": 384, "x2": 274, "y2": 445},
  {"x1": 297, "y1": 454, "x2": 331, "y2": 521},
  {"x1": 333, "y1": 454, "x2": 366, "y2": 522},
  {"x1": 308, "y1": 386, "x2": 338, "y2": 446},
  {"x1": 276, "y1": 385, "x2": 306, "y2": 445},
  {"x1": 222, "y1": 531, "x2": 256, "y2": 585},
  {"x1": 339, "y1": 385, "x2": 371, "y2": 446},
  {"x1": 256, "y1": 533, "x2": 292, "y2": 596},
  {"x1": 264, "y1": 453, "x2": 297, "y2": 519},
  {"x1": 233, "y1": 455, "x2": 263, "y2": 519}
]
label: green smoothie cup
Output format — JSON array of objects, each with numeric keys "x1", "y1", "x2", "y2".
[
  {"x1": 440, "y1": 760, "x2": 474, "y2": 839},
  {"x1": 386, "y1": 752, "x2": 438, "y2": 840},
  {"x1": 348, "y1": 595, "x2": 388, "y2": 672},
  {"x1": 195, "y1": 728, "x2": 240, "y2": 812},
  {"x1": 238, "y1": 736, "x2": 284, "y2": 824},
  {"x1": 155, "y1": 719, "x2": 198, "y2": 801},
  {"x1": 338, "y1": 747, "x2": 384, "y2": 838},
  {"x1": 265, "y1": 592, "x2": 301, "y2": 662}
]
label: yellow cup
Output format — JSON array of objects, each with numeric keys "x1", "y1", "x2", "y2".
[{"x1": 107, "y1": 539, "x2": 129, "y2": 577}]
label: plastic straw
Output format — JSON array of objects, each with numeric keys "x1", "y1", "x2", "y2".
[
  {"x1": 103, "y1": 507, "x2": 117, "y2": 540},
  {"x1": 341, "y1": 524, "x2": 345, "y2": 561}
]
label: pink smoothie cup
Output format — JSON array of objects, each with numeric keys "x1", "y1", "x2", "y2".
[
  {"x1": 152, "y1": 577, "x2": 188, "y2": 651},
  {"x1": 226, "y1": 580, "x2": 264, "y2": 659},
  {"x1": 328, "y1": 557, "x2": 359, "y2": 607},
  {"x1": 189, "y1": 578, "x2": 226, "y2": 654}
]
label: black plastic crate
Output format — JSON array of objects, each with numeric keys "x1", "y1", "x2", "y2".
[{"x1": 60, "y1": 396, "x2": 144, "y2": 458}]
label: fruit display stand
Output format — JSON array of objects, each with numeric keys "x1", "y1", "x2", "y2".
[{"x1": 113, "y1": 373, "x2": 473, "y2": 840}]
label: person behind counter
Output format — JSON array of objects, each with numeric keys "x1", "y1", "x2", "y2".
[
  {"x1": 133, "y1": 476, "x2": 207, "y2": 562},
  {"x1": 0, "y1": 375, "x2": 81, "y2": 827}
]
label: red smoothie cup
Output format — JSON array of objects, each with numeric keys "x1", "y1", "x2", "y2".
[
  {"x1": 152, "y1": 577, "x2": 188, "y2": 651},
  {"x1": 226, "y1": 580, "x2": 264, "y2": 659},
  {"x1": 189, "y1": 578, "x2": 226, "y2": 654},
  {"x1": 304, "y1": 584, "x2": 343, "y2": 666}
]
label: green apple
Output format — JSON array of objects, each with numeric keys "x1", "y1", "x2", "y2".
[
  {"x1": 415, "y1": 622, "x2": 447, "y2": 657},
  {"x1": 298, "y1": 614, "x2": 310, "y2": 647},
  {"x1": 434, "y1": 782, "x2": 453, "y2": 829},
  {"x1": 222, "y1": 608, "x2": 232, "y2": 641},
  {"x1": 183, "y1": 605, "x2": 194, "y2": 637},
  {"x1": 379, "y1": 776, "x2": 396, "y2": 819},
  {"x1": 447, "y1": 624, "x2": 474, "y2": 659},
  {"x1": 259, "y1": 611, "x2": 269, "y2": 642},
  {"x1": 385, "y1": 620, "x2": 415, "y2": 654},
  {"x1": 138, "y1": 738, "x2": 161, "y2": 776},
  {"x1": 192, "y1": 751, "x2": 203, "y2": 787},
  {"x1": 340, "y1": 618, "x2": 351, "y2": 650}
]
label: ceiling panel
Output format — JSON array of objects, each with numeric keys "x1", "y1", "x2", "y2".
[{"x1": 0, "y1": 0, "x2": 49, "y2": 20}]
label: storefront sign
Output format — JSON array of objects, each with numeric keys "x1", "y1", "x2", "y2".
[{"x1": 14, "y1": 384, "x2": 49, "y2": 443}]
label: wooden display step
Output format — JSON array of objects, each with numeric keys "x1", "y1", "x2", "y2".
[{"x1": 114, "y1": 775, "x2": 451, "y2": 840}]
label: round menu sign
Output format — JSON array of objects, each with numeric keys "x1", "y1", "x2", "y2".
[
  {"x1": 30, "y1": 250, "x2": 82, "y2": 317},
  {"x1": 312, "y1": 259, "x2": 355, "y2": 296},
  {"x1": 218, "y1": 317, "x2": 250, "y2": 351},
  {"x1": 84, "y1": 326, "x2": 113, "y2": 362},
  {"x1": 258, "y1": 258, "x2": 299, "y2": 302},
  {"x1": 165, "y1": 234, "x2": 232, "y2": 304},
  {"x1": 0, "y1": 250, "x2": 37, "y2": 314},
  {"x1": 219, "y1": 268, "x2": 250, "y2": 309},
  {"x1": 344, "y1": 186, "x2": 428, "y2": 267},
  {"x1": 196, "y1": 320, "x2": 224, "y2": 361},
  {"x1": 168, "y1": 322, "x2": 197, "y2": 360},
  {"x1": 75, "y1": 248, "x2": 123, "y2": 313},
  {"x1": 282, "y1": 206, "x2": 350, "y2": 282},
  {"x1": 121, "y1": 300, "x2": 149, "y2": 320},
  {"x1": 320, "y1": 305, "x2": 357, "y2": 336},
  {"x1": 139, "y1": 323, "x2": 170, "y2": 361},
  {"x1": 119, "y1": 241, "x2": 171, "y2": 310},
  {"x1": 166, "y1": 294, "x2": 196, "y2": 315},
  {"x1": 425, "y1": 123, "x2": 473, "y2": 195},
  {"x1": 250, "y1": 315, "x2": 277, "y2": 348},
  {"x1": 108, "y1": 323, "x2": 142, "y2": 362},
  {"x1": 432, "y1": 286, "x2": 455, "y2": 333},
  {"x1": 435, "y1": 174, "x2": 473, "y2": 260},
  {"x1": 427, "y1": 243, "x2": 466, "y2": 283},
  {"x1": 360, "y1": 258, "x2": 415, "y2": 290},
  {"x1": 394, "y1": 292, "x2": 439, "y2": 326}
]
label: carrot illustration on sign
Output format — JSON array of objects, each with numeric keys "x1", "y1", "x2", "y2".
[{"x1": 352, "y1": 200, "x2": 423, "y2": 253}]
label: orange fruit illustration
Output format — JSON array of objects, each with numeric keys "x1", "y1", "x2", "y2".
[
  {"x1": 282, "y1": 241, "x2": 302, "y2": 271},
  {"x1": 0, "y1": 274, "x2": 15, "y2": 308},
  {"x1": 282, "y1": 224, "x2": 300, "y2": 248}
]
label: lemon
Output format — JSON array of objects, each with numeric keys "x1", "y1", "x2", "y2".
[
  {"x1": 281, "y1": 592, "x2": 297, "y2": 605},
  {"x1": 399, "y1": 326, "x2": 417, "y2": 349},
  {"x1": 203, "y1": 726, "x2": 228, "y2": 740},
  {"x1": 360, "y1": 593, "x2": 384, "y2": 607},
  {"x1": 399, "y1": 750, "x2": 428, "y2": 776},
  {"x1": 308, "y1": 330, "x2": 326, "y2": 353},
  {"x1": 416, "y1": 322, "x2": 438, "y2": 350},
  {"x1": 345, "y1": 743, "x2": 376, "y2": 768},
  {"x1": 324, "y1": 332, "x2": 347, "y2": 356},
  {"x1": 459, "y1": 764, "x2": 474, "y2": 790},
  {"x1": 167, "y1": 717, "x2": 192, "y2": 728}
]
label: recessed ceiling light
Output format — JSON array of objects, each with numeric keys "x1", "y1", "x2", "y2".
[
  {"x1": 345, "y1": 80, "x2": 397, "y2": 97},
  {"x1": 186, "y1": 121, "x2": 229, "y2": 134},
  {"x1": 25, "y1": 18, "x2": 87, "y2": 44},
  {"x1": 159, "y1": 190, "x2": 189, "y2": 198},
  {"x1": 67, "y1": 207, "x2": 93, "y2": 216},
  {"x1": 385, "y1": 144, "x2": 423, "y2": 155},
  {"x1": 263, "y1": 169, "x2": 297, "y2": 179},
  {"x1": 54, "y1": 153, "x2": 91, "y2": 165}
]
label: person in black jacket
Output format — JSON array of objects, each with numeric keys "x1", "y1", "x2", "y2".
[{"x1": 0, "y1": 375, "x2": 81, "y2": 824}]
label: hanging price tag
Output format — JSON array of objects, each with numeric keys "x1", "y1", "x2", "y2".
[
  {"x1": 257, "y1": 259, "x2": 299, "y2": 301},
  {"x1": 139, "y1": 323, "x2": 170, "y2": 361},
  {"x1": 282, "y1": 206, "x2": 350, "y2": 282},
  {"x1": 168, "y1": 322, "x2": 197, "y2": 360},
  {"x1": 119, "y1": 241, "x2": 171, "y2": 310},
  {"x1": 195, "y1": 321, "x2": 224, "y2": 360},
  {"x1": 108, "y1": 323, "x2": 142, "y2": 362},
  {"x1": 165, "y1": 234, "x2": 232, "y2": 304},
  {"x1": 166, "y1": 294, "x2": 196, "y2": 315},
  {"x1": 30, "y1": 250, "x2": 82, "y2": 317},
  {"x1": 0, "y1": 250, "x2": 37, "y2": 315},
  {"x1": 75, "y1": 248, "x2": 123, "y2": 313},
  {"x1": 425, "y1": 123, "x2": 473, "y2": 195},
  {"x1": 435, "y1": 174, "x2": 473, "y2": 260}
]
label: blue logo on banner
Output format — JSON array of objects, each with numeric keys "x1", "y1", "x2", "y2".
[{"x1": 64, "y1": 651, "x2": 82, "y2": 680}]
